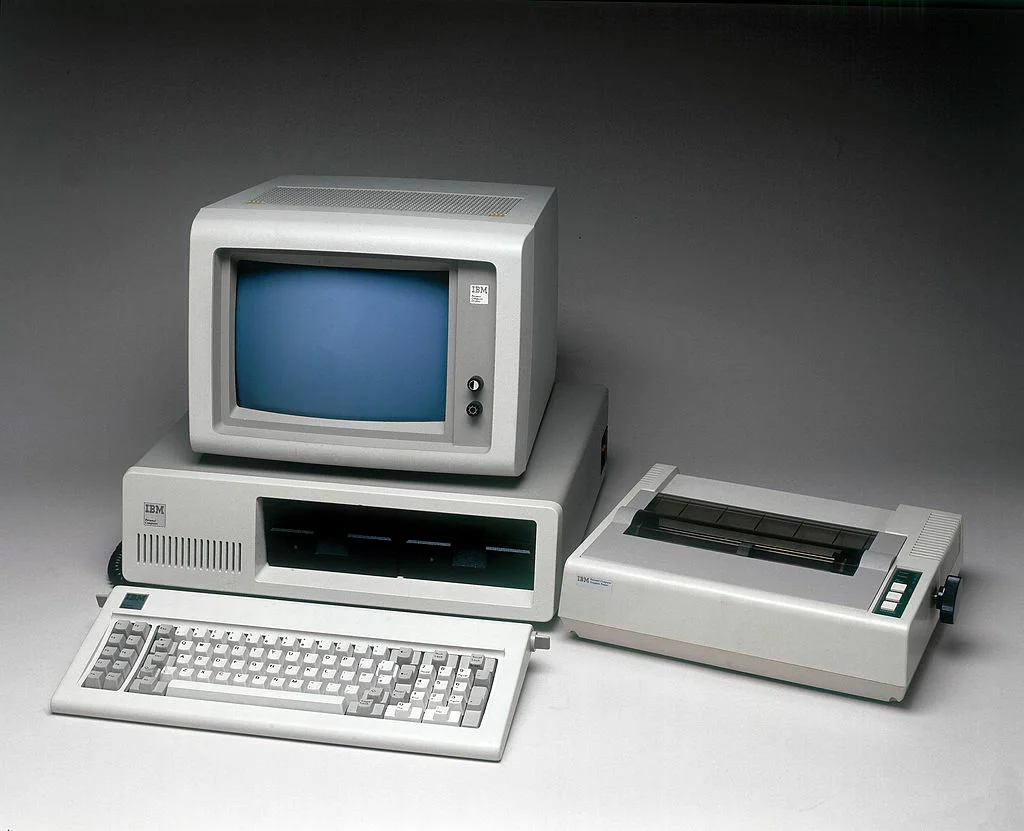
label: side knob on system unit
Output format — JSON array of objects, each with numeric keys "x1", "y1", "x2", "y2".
[{"x1": 932, "y1": 574, "x2": 961, "y2": 624}]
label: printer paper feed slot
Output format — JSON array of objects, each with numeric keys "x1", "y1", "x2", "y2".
[
  {"x1": 262, "y1": 498, "x2": 536, "y2": 590},
  {"x1": 625, "y1": 495, "x2": 876, "y2": 576}
]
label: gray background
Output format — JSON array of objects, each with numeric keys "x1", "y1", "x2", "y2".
[{"x1": 2, "y1": 1, "x2": 1022, "y2": 828}]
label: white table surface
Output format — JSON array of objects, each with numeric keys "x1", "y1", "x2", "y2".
[{"x1": 2, "y1": 2, "x2": 1021, "y2": 828}]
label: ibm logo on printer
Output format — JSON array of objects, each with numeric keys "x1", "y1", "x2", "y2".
[{"x1": 143, "y1": 502, "x2": 166, "y2": 527}]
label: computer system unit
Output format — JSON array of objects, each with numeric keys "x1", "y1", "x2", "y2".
[{"x1": 124, "y1": 383, "x2": 608, "y2": 623}]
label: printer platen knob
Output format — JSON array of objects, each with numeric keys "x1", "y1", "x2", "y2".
[{"x1": 933, "y1": 574, "x2": 961, "y2": 624}]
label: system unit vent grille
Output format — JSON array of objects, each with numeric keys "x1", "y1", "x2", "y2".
[
  {"x1": 137, "y1": 534, "x2": 243, "y2": 574},
  {"x1": 908, "y1": 510, "x2": 961, "y2": 561},
  {"x1": 251, "y1": 185, "x2": 522, "y2": 217}
]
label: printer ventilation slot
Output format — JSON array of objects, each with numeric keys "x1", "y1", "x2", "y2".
[
  {"x1": 626, "y1": 495, "x2": 876, "y2": 576},
  {"x1": 908, "y1": 511, "x2": 961, "y2": 561}
]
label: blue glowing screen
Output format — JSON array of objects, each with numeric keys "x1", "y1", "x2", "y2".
[{"x1": 234, "y1": 262, "x2": 449, "y2": 422}]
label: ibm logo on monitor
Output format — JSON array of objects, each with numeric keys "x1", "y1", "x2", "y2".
[
  {"x1": 143, "y1": 502, "x2": 166, "y2": 527},
  {"x1": 577, "y1": 575, "x2": 611, "y2": 591}
]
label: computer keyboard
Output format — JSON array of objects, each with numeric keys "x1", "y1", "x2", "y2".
[{"x1": 51, "y1": 586, "x2": 547, "y2": 760}]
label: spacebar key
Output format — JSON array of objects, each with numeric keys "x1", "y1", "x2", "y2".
[{"x1": 166, "y1": 680, "x2": 346, "y2": 714}]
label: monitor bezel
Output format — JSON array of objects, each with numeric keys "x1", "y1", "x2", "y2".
[{"x1": 219, "y1": 250, "x2": 462, "y2": 441}]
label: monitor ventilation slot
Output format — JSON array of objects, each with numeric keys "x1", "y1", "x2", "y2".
[
  {"x1": 638, "y1": 464, "x2": 675, "y2": 491},
  {"x1": 251, "y1": 185, "x2": 522, "y2": 217},
  {"x1": 908, "y1": 511, "x2": 961, "y2": 561},
  {"x1": 137, "y1": 534, "x2": 243, "y2": 574}
]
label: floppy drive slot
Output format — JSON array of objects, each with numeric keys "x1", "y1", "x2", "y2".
[
  {"x1": 625, "y1": 495, "x2": 876, "y2": 576},
  {"x1": 261, "y1": 498, "x2": 536, "y2": 590}
]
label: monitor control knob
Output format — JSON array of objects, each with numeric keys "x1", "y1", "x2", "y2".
[
  {"x1": 466, "y1": 400, "x2": 484, "y2": 418},
  {"x1": 467, "y1": 376, "x2": 484, "y2": 393},
  {"x1": 932, "y1": 574, "x2": 961, "y2": 624}
]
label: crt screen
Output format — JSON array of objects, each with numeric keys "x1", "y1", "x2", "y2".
[{"x1": 234, "y1": 261, "x2": 449, "y2": 422}]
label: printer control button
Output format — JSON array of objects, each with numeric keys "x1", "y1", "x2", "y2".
[
  {"x1": 885, "y1": 591, "x2": 902, "y2": 604},
  {"x1": 880, "y1": 600, "x2": 899, "y2": 613},
  {"x1": 891, "y1": 582, "x2": 909, "y2": 593}
]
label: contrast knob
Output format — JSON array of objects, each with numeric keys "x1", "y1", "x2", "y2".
[
  {"x1": 933, "y1": 574, "x2": 961, "y2": 624},
  {"x1": 467, "y1": 376, "x2": 484, "y2": 393}
]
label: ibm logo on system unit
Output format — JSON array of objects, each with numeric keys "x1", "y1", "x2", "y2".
[{"x1": 143, "y1": 502, "x2": 166, "y2": 527}]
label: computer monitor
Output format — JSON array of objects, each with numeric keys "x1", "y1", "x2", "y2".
[{"x1": 188, "y1": 176, "x2": 558, "y2": 476}]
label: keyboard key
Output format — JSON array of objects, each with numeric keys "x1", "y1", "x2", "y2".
[
  {"x1": 166, "y1": 679, "x2": 346, "y2": 714},
  {"x1": 467, "y1": 685, "x2": 489, "y2": 712},
  {"x1": 423, "y1": 706, "x2": 461, "y2": 726},
  {"x1": 83, "y1": 670, "x2": 105, "y2": 689},
  {"x1": 385, "y1": 702, "x2": 423, "y2": 722}
]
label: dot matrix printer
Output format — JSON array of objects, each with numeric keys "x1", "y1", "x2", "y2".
[{"x1": 559, "y1": 465, "x2": 962, "y2": 702}]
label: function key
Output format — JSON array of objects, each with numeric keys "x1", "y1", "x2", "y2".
[
  {"x1": 102, "y1": 672, "x2": 124, "y2": 691},
  {"x1": 83, "y1": 670, "x2": 105, "y2": 689}
]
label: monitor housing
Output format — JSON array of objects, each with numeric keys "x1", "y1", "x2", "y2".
[{"x1": 189, "y1": 176, "x2": 558, "y2": 476}]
